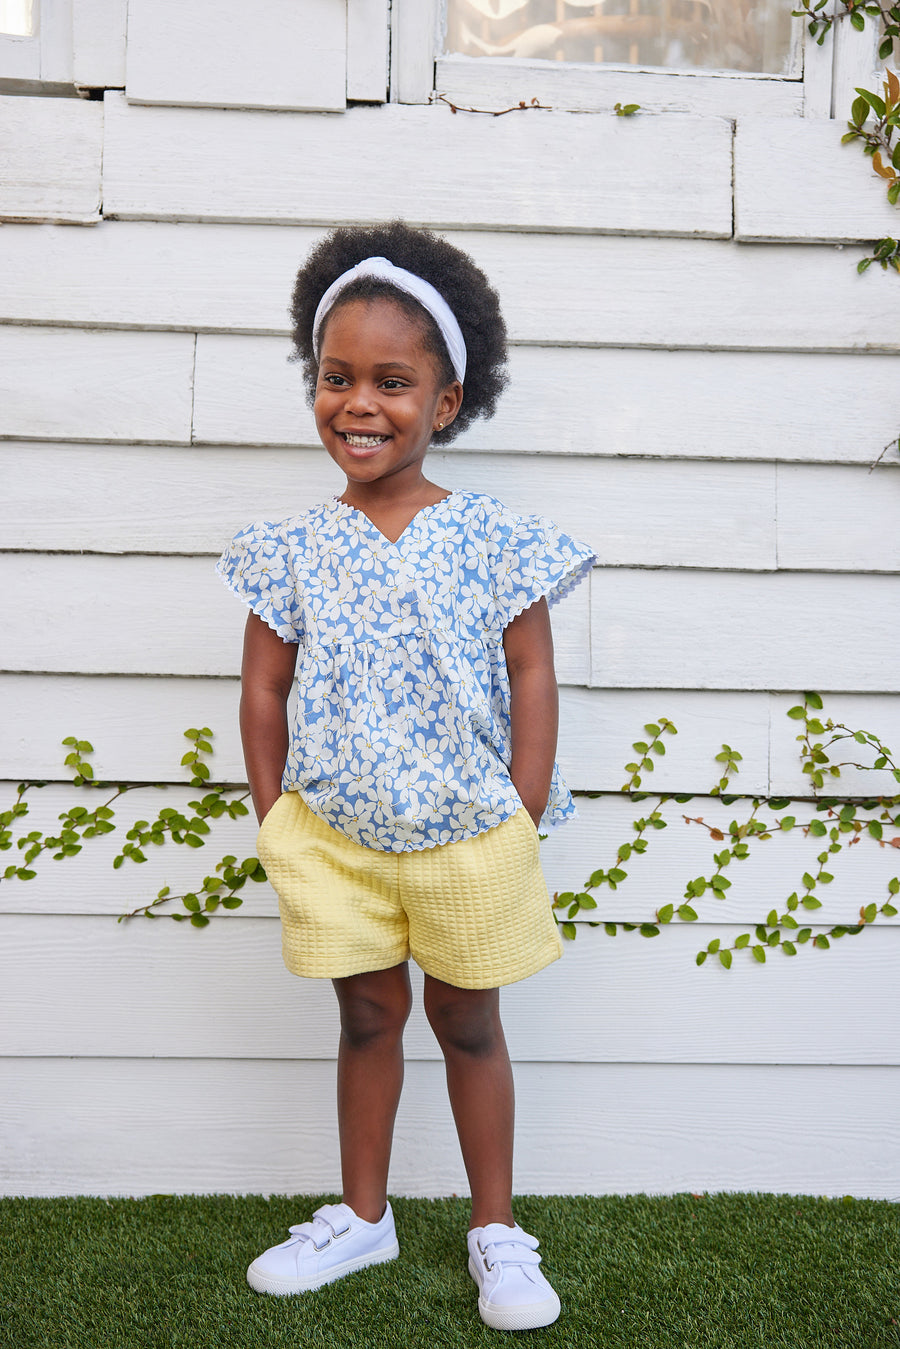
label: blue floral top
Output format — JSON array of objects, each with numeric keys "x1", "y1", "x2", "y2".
[{"x1": 217, "y1": 490, "x2": 595, "y2": 852}]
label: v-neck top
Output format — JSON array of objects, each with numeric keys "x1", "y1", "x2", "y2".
[{"x1": 217, "y1": 490, "x2": 596, "y2": 852}]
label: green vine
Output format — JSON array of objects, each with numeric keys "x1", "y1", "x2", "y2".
[
  {"x1": 2, "y1": 698, "x2": 898, "y2": 961},
  {"x1": 793, "y1": 2, "x2": 900, "y2": 272},
  {"x1": 552, "y1": 693, "x2": 899, "y2": 965},
  {"x1": 0, "y1": 729, "x2": 267, "y2": 927}
]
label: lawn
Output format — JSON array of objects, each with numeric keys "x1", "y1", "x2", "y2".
[{"x1": 1, "y1": 1193, "x2": 898, "y2": 1348}]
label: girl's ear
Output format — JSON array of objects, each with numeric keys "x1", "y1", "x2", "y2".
[{"x1": 434, "y1": 379, "x2": 464, "y2": 432}]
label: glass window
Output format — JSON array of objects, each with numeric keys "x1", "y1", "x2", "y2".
[
  {"x1": 445, "y1": 1, "x2": 795, "y2": 76},
  {"x1": 0, "y1": 0, "x2": 34, "y2": 37}
]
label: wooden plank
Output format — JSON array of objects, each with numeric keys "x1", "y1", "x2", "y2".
[
  {"x1": 0, "y1": 678, "x2": 774, "y2": 793},
  {"x1": 193, "y1": 337, "x2": 900, "y2": 465},
  {"x1": 734, "y1": 116, "x2": 900, "y2": 242},
  {"x1": 390, "y1": 0, "x2": 439, "y2": 104},
  {"x1": 5, "y1": 783, "x2": 897, "y2": 925},
  {"x1": 125, "y1": 0, "x2": 346, "y2": 112},
  {"x1": 3, "y1": 1058, "x2": 897, "y2": 1198},
  {"x1": 347, "y1": 0, "x2": 388, "y2": 102},
  {"x1": 591, "y1": 569, "x2": 900, "y2": 692},
  {"x1": 436, "y1": 55, "x2": 804, "y2": 118},
  {"x1": 2, "y1": 553, "x2": 590, "y2": 684},
  {"x1": 0, "y1": 442, "x2": 780, "y2": 571},
  {"x1": 1, "y1": 915, "x2": 897, "y2": 1063},
  {"x1": 2, "y1": 221, "x2": 895, "y2": 352},
  {"x1": 801, "y1": 22, "x2": 833, "y2": 118},
  {"x1": 5, "y1": 677, "x2": 897, "y2": 801},
  {"x1": 0, "y1": 93, "x2": 101, "y2": 223},
  {"x1": 72, "y1": 0, "x2": 127, "y2": 89},
  {"x1": 777, "y1": 463, "x2": 900, "y2": 572},
  {"x1": 831, "y1": 10, "x2": 882, "y2": 129},
  {"x1": 102, "y1": 93, "x2": 733, "y2": 236},
  {"x1": 0, "y1": 327, "x2": 194, "y2": 443}
]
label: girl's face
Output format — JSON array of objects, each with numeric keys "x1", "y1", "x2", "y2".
[{"x1": 314, "y1": 297, "x2": 463, "y2": 495}]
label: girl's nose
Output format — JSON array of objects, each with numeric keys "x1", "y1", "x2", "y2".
[{"x1": 344, "y1": 384, "x2": 378, "y2": 415}]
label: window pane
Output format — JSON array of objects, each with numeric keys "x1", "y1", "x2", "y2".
[
  {"x1": 0, "y1": 0, "x2": 34, "y2": 37},
  {"x1": 445, "y1": 1, "x2": 795, "y2": 76}
]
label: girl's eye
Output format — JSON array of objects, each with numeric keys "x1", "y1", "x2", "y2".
[
  {"x1": 380, "y1": 378, "x2": 407, "y2": 390},
  {"x1": 322, "y1": 372, "x2": 348, "y2": 387}
]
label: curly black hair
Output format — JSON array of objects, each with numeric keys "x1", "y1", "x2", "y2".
[{"x1": 289, "y1": 221, "x2": 508, "y2": 445}]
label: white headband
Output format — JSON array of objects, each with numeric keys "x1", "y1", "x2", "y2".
[{"x1": 311, "y1": 256, "x2": 467, "y2": 383}]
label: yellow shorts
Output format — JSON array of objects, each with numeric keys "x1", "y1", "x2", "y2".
[{"x1": 255, "y1": 792, "x2": 563, "y2": 989}]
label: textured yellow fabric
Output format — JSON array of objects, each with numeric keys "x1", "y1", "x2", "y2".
[{"x1": 255, "y1": 792, "x2": 563, "y2": 989}]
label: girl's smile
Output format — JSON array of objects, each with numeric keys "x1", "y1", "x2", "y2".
[{"x1": 314, "y1": 297, "x2": 463, "y2": 497}]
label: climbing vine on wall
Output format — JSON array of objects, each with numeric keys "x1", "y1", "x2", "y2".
[{"x1": 2, "y1": 697, "x2": 897, "y2": 966}]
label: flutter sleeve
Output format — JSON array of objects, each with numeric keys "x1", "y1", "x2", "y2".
[
  {"x1": 488, "y1": 502, "x2": 596, "y2": 628},
  {"x1": 216, "y1": 520, "x2": 304, "y2": 643}
]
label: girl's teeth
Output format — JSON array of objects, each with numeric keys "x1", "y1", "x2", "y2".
[{"x1": 343, "y1": 434, "x2": 387, "y2": 448}]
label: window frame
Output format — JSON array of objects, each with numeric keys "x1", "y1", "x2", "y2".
[
  {"x1": 390, "y1": 0, "x2": 883, "y2": 120},
  {"x1": 0, "y1": 0, "x2": 75, "y2": 95}
]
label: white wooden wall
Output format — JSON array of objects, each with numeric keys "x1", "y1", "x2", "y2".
[{"x1": 2, "y1": 5, "x2": 899, "y2": 1200}]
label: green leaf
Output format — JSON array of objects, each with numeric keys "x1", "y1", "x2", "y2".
[
  {"x1": 782, "y1": 941, "x2": 797, "y2": 957},
  {"x1": 221, "y1": 897, "x2": 243, "y2": 910},
  {"x1": 802, "y1": 872, "x2": 816, "y2": 889},
  {"x1": 766, "y1": 909, "x2": 778, "y2": 927},
  {"x1": 850, "y1": 9, "x2": 865, "y2": 29},
  {"x1": 797, "y1": 928, "x2": 812, "y2": 943},
  {"x1": 639, "y1": 923, "x2": 659, "y2": 937},
  {"x1": 607, "y1": 868, "x2": 628, "y2": 884},
  {"x1": 809, "y1": 819, "x2": 827, "y2": 836},
  {"x1": 814, "y1": 933, "x2": 831, "y2": 950},
  {"x1": 677, "y1": 904, "x2": 698, "y2": 922},
  {"x1": 882, "y1": 902, "x2": 898, "y2": 917},
  {"x1": 657, "y1": 904, "x2": 674, "y2": 924},
  {"x1": 805, "y1": 692, "x2": 823, "y2": 710},
  {"x1": 182, "y1": 894, "x2": 201, "y2": 913},
  {"x1": 802, "y1": 897, "x2": 823, "y2": 910},
  {"x1": 868, "y1": 820, "x2": 883, "y2": 840},
  {"x1": 734, "y1": 933, "x2": 750, "y2": 949},
  {"x1": 190, "y1": 913, "x2": 210, "y2": 928},
  {"x1": 561, "y1": 922, "x2": 576, "y2": 941},
  {"x1": 889, "y1": 878, "x2": 899, "y2": 895},
  {"x1": 786, "y1": 706, "x2": 806, "y2": 720},
  {"x1": 888, "y1": 180, "x2": 900, "y2": 206},
  {"x1": 696, "y1": 950, "x2": 707, "y2": 966},
  {"x1": 576, "y1": 892, "x2": 598, "y2": 910},
  {"x1": 719, "y1": 949, "x2": 732, "y2": 969},
  {"x1": 863, "y1": 902, "x2": 877, "y2": 922}
]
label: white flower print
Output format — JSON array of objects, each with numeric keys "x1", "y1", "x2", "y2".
[{"x1": 216, "y1": 492, "x2": 595, "y2": 852}]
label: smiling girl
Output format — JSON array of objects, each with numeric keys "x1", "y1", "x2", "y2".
[{"x1": 217, "y1": 222, "x2": 595, "y2": 1331}]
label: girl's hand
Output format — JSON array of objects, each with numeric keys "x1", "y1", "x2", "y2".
[
  {"x1": 502, "y1": 597, "x2": 558, "y2": 828},
  {"x1": 239, "y1": 613, "x2": 299, "y2": 824}
]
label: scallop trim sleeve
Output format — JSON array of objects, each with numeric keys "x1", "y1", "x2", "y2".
[
  {"x1": 490, "y1": 504, "x2": 596, "y2": 629},
  {"x1": 215, "y1": 520, "x2": 304, "y2": 643}
]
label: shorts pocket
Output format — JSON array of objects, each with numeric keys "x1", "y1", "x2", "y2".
[{"x1": 256, "y1": 792, "x2": 287, "y2": 848}]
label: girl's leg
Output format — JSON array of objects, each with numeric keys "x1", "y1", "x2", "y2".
[
  {"x1": 423, "y1": 973, "x2": 515, "y2": 1229},
  {"x1": 332, "y1": 962, "x2": 412, "y2": 1224}
]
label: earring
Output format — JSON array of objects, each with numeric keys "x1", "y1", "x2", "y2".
[{"x1": 437, "y1": 422, "x2": 444, "y2": 430}]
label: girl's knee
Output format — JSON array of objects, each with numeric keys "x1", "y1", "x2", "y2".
[
  {"x1": 424, "y1": 981, "x2": 503, "y2": 1058},
  {"x1": 334, "y1": 966, "x2": 412, "y2": 1050}
]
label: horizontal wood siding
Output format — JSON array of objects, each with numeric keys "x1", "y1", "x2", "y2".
[
  {"x1": 4, "y1": 678, "x2": 899, "y2": 798},
  {"x1": 5, "y1": 1060, "x2": 897, "y2": 1198},
  {"x1": 3, "y1": 918, "x2": 898, "y2": 1062},
  {"x1": 2, "y1": 223, "x2": 896, "y2": 347},
  {"x1": 5, "y1": 786, "x2": 898, "y2": 925},
  {"x1": 102, "y1": 94, "x2": 734, "y2": 235},
  {"x1": 2, "y1": 44, "x2": 898, "y2": 1198},
  {"x1": 124, "y1": 0, "x2": 348, "y2": 112},
  {"x1": 0, "y1": 95, "x2": 103, "y2": 223}
]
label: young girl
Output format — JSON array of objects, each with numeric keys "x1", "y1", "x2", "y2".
[{"x1": 217, "y1": 222, "x2": 595, "y2": 1332}]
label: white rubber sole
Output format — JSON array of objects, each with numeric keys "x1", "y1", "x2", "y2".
[
  {"x1": 247, "y1": 1239, "x2": 400, "y2": 1296},
  {"x1": 468, "y1": 1256, "x2": 561, "y2": 1331}
]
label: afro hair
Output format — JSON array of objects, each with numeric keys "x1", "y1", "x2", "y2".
[{"x1": 289, "y1": 221, "x2": 508, "y2": 445}]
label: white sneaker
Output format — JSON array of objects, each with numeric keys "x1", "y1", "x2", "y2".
[
  {"x1": 247, "y1": 1201, "x2": 399, "y2": 1295},
  {"x1": 467, "y1": 1222, "x2": 561, "y2": 1331}
]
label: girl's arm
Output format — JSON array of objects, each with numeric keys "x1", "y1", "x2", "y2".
[
  {"x1": 502, "y1": 597, "x2": 558, "y2": 828},
  {"x1": 239, "y1": 612, "x2": 299, "y2": 824}
]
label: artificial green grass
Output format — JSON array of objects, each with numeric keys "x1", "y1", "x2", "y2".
[{"x1": 1, "y1": 1193, "x2": 898, "y2": 1349}]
